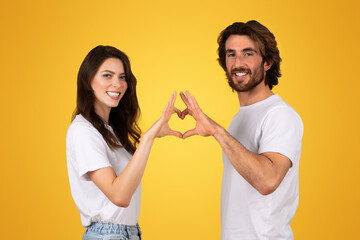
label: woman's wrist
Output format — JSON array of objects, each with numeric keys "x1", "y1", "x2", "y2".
[{"x1": 142, "y1": 131, "x2": 155, "y2": 142}]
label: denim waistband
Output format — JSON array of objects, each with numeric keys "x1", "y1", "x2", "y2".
[{"x1": 86, "y1": 222, "x2": 141, "y2": 235}]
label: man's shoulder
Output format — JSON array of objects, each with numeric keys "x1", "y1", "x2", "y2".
[
  {"x1": 264, "y1": 95, "x2": 300, "y2": 117},
  {"x1": 267, "y1": 94, "x2": 290, "y2": 108},
  {"x1": 262, "y1": 96, "x2": 303, "y2": 133}
]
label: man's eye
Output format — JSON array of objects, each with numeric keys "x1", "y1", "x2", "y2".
[
  {"x1": 244, "y1": 53, "x2": 253, "y2": 57},
  {"x1": 227, "y1": 53, "x2": 235, "y2": 57}
]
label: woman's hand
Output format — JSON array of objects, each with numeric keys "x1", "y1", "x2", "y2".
[{"x1": 144, "y1": 92, "x2": 183, "y2": 139}]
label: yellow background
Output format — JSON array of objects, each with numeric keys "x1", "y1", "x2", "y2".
[{"x1": 1, "y1": 0, "x2": 359, "y2": 239}]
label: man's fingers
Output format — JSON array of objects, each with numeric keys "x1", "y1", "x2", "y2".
[
  {"x1": 181, "y1": 91, "x2": 199, "y2": 113},
  {"x1": 191, "y1": 95, "x2": 201, "y2": 110},
  {"x1": 182, "y1": 128, "x2": 198, "y2": 139},
  {"x1": 180, "y1": 91, "x2": 191, "y2": 108},
  {"x1": 185, "y1": 91, "x2": 196, "y2": 110}
]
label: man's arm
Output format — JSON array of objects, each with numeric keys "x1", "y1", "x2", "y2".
[{"x1": 180, "y1": 91, "x2": 291, "y2": 195}]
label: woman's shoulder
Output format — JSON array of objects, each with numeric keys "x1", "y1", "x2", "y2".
[{"x1": 67, "y1": 114, "x2": 100, "y2": 140}]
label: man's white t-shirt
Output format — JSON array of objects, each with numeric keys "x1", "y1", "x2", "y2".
[
  {"x1": 66, "y1": 114, "x2": 141, "y2": 227},
  {"x1": 221, "y1": 95, "x2": 303, "y2": 240}
]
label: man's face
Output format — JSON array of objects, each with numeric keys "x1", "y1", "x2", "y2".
[{"x1": 225, "y1": 35, "x2": 269, "y2": 92}]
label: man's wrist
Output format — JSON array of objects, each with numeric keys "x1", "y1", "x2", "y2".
[{"x1": 213, "y1": 124, "x2": 226, "y2": 141}]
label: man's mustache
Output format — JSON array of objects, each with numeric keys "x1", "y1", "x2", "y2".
[{"x1": 231, "y1": 68, "x2": 251, "y2": 75}]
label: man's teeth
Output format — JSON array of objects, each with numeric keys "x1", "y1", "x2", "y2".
[
  {"x1": 107, "y1": 92, "x2": 120, "y2": 97},
  {"x1": 235, "y1": 73, "x2": 247, "y2": 77}
]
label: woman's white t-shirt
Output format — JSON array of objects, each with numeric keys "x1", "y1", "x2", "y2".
[{"x1": 66, "y1": 114, "x2": 141, "y2": 227}]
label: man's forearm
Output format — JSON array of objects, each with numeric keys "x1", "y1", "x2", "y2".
[{"x1": 212, "y1": 124, "x2": 285, "y2": 195}]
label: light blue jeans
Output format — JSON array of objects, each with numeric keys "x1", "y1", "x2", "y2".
[{"x1": 82, "y1": 222, "x2": 142, "y2": 240}]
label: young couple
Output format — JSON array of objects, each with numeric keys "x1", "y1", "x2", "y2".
[{"x1": 67, "y1": 20, "x2": 303, "y2": 240}]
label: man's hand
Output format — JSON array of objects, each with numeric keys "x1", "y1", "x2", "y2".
[{"x1": 179, "y1": 91, "x2": 218, "y2": 139}]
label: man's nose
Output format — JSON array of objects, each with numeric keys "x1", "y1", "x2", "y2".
[{"x1": 234, "y1": 55, "x2": 244, "y2": 68}]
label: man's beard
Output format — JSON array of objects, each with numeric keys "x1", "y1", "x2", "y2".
[{"x1": 226, "y1": 64, "x2": 265, "y2": 92}]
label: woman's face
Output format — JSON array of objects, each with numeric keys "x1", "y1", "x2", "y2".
[{"x1": 91, "y1": 57, "x2": 128, "y2": 119}]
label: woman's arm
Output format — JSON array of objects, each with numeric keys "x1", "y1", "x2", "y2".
[{"x1": 88, "y1": 92, "x2": 181, "y2": 207}]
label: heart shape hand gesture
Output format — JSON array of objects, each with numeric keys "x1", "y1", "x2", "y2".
[
  {"x1": 150, "y1": 91, "x2": 218, "y2": 139},
  {"x1": 179, "y1": 91, "x2": 217, "y2": 138}
]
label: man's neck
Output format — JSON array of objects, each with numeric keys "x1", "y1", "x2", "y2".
[{"x1": 237, "y1": 83, "x2": 274, "y2": 107}]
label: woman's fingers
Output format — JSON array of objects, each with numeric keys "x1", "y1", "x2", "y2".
[
  {"x1": 174, "y1": 107, "x2": 182, "y2": 118},
  {"x1": 162, "y1": 92, "x2": 176, "y2": 119},
  {"x1": 170, "y1": 91, "x2": 176, "y2": 107},
  {"x1": 180, "y1": 108, "x2": 189, "y2": 119},
  {"x1": 167, "y1": 128, "x2": 183, "y2": 138}
]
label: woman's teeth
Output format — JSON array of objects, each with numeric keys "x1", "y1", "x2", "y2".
[{"x1": 107, "y1": 92, "x2": 120, "y2": 97}]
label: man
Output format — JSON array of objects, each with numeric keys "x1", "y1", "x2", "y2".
[{"x1": 180, "y1": 21, "x2": 303, "y2": 239}]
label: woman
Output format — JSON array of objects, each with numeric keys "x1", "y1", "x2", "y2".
[{"x1": 66, "y1": 45, "x2": 182, "y2": 239}]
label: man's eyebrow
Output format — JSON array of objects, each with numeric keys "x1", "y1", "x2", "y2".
[
  {"x1": 226, "y1": 48, "x2": 258, "y2": 54},
  {"x1": 242, "y1": 48, "x2": 258, "y2": 53}
]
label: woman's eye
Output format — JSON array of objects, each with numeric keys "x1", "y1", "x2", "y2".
[
  {"x1": 103, "y1": 74, "x2": 111, "y2": 78},
  {"x1": 120, "y1": 76, "x2": 126, "y2": 80}
]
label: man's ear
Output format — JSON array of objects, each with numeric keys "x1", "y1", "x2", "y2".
[{"x1": 264, "y1": 60, "x2": 272, "y2": 71}]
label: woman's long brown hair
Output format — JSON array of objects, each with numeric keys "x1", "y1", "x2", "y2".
[{"x1": 73, "y1": 45, "x2": 141, "y2": 154}]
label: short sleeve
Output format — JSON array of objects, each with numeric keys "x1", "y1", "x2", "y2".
[
  {"x1": 258, "y1": 107, "x2": 304, "y2": 165},
  {"x1": 67, "y1": 123, "x2": 112, "y2": 179}
]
